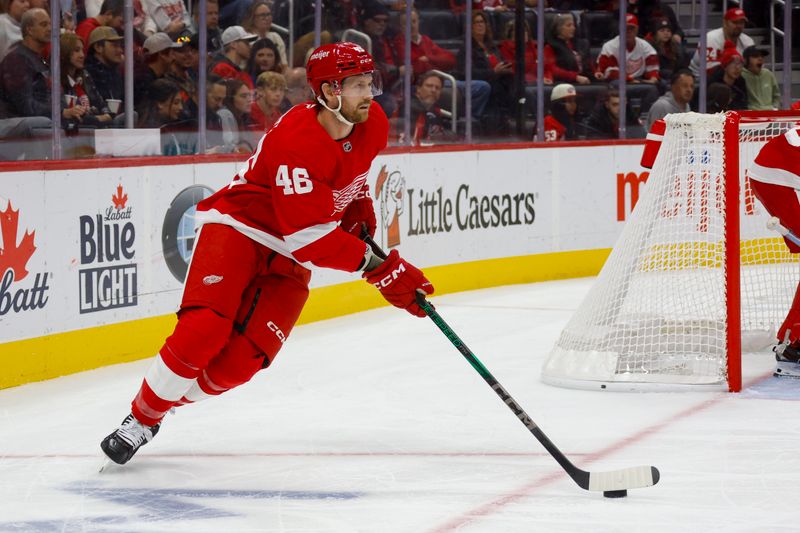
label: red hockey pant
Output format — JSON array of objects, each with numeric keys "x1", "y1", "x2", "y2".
[
  {"x1": 750, "y1": 180, "x2": 800, "y2": 344},
  {"x1": 132, "y1": 224, "x2": 311, "y2": 426}
]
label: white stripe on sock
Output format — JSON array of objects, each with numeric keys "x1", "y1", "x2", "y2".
[
  {"x1": 144, "y1": 354, "x2": 195, "y2": 402},
  {"x1": 182, "y1": 380, "x2": 216, "y2": 403}
]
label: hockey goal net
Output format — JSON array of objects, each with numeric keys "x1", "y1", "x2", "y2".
[{"x1": 542, "y1": 111, "x2": 800, "y2": 392}]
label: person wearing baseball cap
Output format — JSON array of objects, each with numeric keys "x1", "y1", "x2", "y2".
[
  {"x1": 134, "y1": 33, "x2": 181, "y2": 108},
  {"x1": 209, "y1": 25, "x2": 258, "y2": 89},
  {"x1": 596, "y1": 13, "x2": 659, "y2": 84},
  {"x1": 708, "y1": 40, "x2": 748, "y2": 110},
  {"x1": 741, "y1": 46, "x2": 780, "y2": 111},
  {"x1": 689, "y1": 5, "x2": 753, "y2": 75},
  {"x1": 86, "y1": 26, "x2": 125, "y2": 104},
  {"x1": 646, "y1": 17, "x2": 688, "y2": 82},
  {"x1": 541, "y1": 83, "x2": 579, "y2": 142},
  {"x1": 167, "y1": 29, "x2": 200, "y2": 120}
]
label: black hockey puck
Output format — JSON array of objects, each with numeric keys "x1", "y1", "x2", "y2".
[{"x1": 603, "y1": 490, "x2": 627, "y2": 498}]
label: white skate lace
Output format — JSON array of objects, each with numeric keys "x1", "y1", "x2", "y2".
[{"x1": 115, "y1": 416, "x2": 152, "y2": 447}]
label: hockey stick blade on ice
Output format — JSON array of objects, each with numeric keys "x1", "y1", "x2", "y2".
[
  {"x1": 767, "y1": 216, "x2": 800, "y2": 247},
  {"x1": 362, "y1": 232, "x2": 660, "y2": 495}
]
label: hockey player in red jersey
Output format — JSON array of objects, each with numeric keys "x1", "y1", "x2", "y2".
[
  {"x1": 749, "y1": 126, "x2": 800, "y2": 377},
  {"x1": 100, "y1": 42, "x2": 435, "y2": 465}
]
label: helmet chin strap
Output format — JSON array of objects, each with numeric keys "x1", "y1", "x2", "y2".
[{"x1": 317, "y1": 94, "x2": 354, "y2": 127}]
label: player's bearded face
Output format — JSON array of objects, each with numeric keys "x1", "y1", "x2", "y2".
[{"x1": 339, "y1": 74, "x2": 376, "y2": 123}]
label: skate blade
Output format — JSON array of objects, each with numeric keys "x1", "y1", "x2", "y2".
[
  {"x1": 98, "y1": 456, "x2": 114, "y2": 473},
  {"x1": 774, "y1": 369, "x2": 800, "y2": 379}
]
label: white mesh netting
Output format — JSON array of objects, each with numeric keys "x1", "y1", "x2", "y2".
[{"x1": 542, "y1": 112, "x2": 800, "y2": 391}]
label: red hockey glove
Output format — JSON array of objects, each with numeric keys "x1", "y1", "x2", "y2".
[
  {"x1": 340, "y1": 197, "x2": 376, "y2": 238},
  {"x1": 363, "y1": 249, "x2": 434, "y2": 317}
]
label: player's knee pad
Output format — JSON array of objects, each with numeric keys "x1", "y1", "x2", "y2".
[
  {"x1": 203, "y1": 333, "x2": 266, "y2": 392},
  {"x1": 164, "y1": 307, "x2": 234, "y2": 369}
]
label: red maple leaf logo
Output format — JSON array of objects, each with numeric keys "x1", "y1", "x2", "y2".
[
  {"x1": 112, "y1": 184, "x2": 128, "y2": 210},
  {"x1": 0, "y1": 202, "x2": 36, "y2": 281}
]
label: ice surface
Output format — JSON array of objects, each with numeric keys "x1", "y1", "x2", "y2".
[{"x1": 1, "y1": 278, "x2": 797, "y2": 532}]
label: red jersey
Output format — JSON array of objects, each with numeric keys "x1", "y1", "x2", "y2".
[
  {"x1": 196, "y1": 101, "x2": 389, "y2": 272},
  {"x1": 750, "y1": 127, "x2": 800, "y2": 189},
  {"x1": 542, "y1": 115, "x2": 566, "y2": 142}
]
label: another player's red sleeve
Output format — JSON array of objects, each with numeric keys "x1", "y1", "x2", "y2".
[{"x1": 641, "y1": 119, "x2": 666, "y2": 169}]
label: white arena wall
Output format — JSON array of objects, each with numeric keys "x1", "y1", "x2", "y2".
[{"x1": 0, "y1": 141, "x2": 649, "y2": 388}]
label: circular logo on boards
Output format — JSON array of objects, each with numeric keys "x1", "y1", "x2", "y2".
[{"x1": 161, "y1": 185, "x2": 214, "y2": 282}]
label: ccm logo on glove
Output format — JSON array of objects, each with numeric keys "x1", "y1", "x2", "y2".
[
  {"x1": 371, "y1": 262, "x2": 406, "y2": 288},
  {"x1": 364, "y1": 249, "x2": 434, "y2": 317}
]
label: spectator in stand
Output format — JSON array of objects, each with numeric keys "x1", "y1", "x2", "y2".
[
  {"x1": 85, "y1": 0, "x2": 146, "y2": 33},
  {"x1": 134, "y1": 32, "x2": 180, "y2": 109},
  {"x1": 707, "y1": 41, "x2": 747, "y2": 110},
  {"x1": 499, "y1": 19, "x2": 552, "y2": 84},
  {"x1": 542, "y1": 83, "x2": 580, "y2": 141},
  {"x1": 449, "y1": 0, "x2": 510, "y2": 13},
  {"x1": 359, "y1": 0, "x2": 401, "y2": 118},
  {"x1": 646, "y1": 17, "x2": 687, "y2": 83},
  {"x1": 409, "y1": 71, "x2": 458, "y2": 146},
  {"x1": 247, "y1": 38, "x2": 282, "y2": 85},
  {"x1": 60, "y1": 32, "x2": 114, "y2": 128},
  {"x1": 584, "y1": 89, "x2": 621, "y2": 139},
  {"x1": 394, "y1": 7, "x2": 490, "y2": 120},
  {"x1": 242, "y1": 0, "x2": 288, "y2": 70},
  {"x1": 141, "y1": 0, "x2": 193, "y2": 37},
  {"x1": 218, "y1": 78, "x2": 256, "y2": 153},
  {"x1": 192, "y1": 0, "x2": 222, "y2": 55},
  {"x1": 210, "y1": 25, "x2": 258, "y2": 89},
  {"x1": 0, "y1": 9, "x2": 66, "y2": 119},
  {"x1": 76, "y1": 0, "x2": 123, "y2": 53},
  {"x1": 85, "y1": 26, "x2": 124, "y2": 103},
  {"x1": 136, "y1": 77, "x2": 190, "y2": 154},
  {"x1": 204, "y1": 74, "x2": 228, "y2": 152},
  {"x1": 0, "y1": 0, "x2": 29, "y2": 62},
  {"x1": 628, "y1": 0, "x2": 684, "y2": 43},
  {"x1": 741, "y1": 46, "x2": 780, "y2": 111},
  {"x1": 544, "y1": 13, "x2": 593, "y2": 85},
  {"x1": 283, "y1": 66, "x2": 311, "y2": 109},
  {"x1": 689, "y1": 7, "x2": 753, "y2": 75},
  {"x1": 646, "y1": 68, "x2": 693, "y2": 130},
  {"x1": 251, "y1": 70, "x2": 285, "y2": 132},
  {"x1": 394, "y1": 8, "x2": 456, "y2": 77},
  {"x1": 596, "y1": 14, "x2": 659, "y2": 84},
  {"x1": 457, "y1": 10, "x2": 514, "y2": 134},
  {"x1": 166, "y1": 30, "x2": 198, "y2": 120},
  {"x1": 706, "y1": 82, "x2": 732, "y2": 113}
]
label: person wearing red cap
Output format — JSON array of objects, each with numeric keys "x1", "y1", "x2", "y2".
[
  {"x1": 596, "y1": 14, "x2": 660, "y2": 84},
  {"x1": 689, "y1": 7, "x2": 754, "y2": 75},
  {"x1": 707, "y1": 40, "x2": 748, "y2": 110}
]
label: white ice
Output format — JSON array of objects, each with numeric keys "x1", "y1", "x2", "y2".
[{"x1": 1, "y1": 278, "x2": 797, "y2": 532}]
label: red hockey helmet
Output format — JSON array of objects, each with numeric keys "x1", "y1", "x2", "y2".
[{"x1": 306, "y1": 42, "x2": 382, "y2": 99}]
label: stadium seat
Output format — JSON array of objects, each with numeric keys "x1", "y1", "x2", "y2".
[
  {"x1": 580, "y1": 11, "x2": 616, "y2": 46},
  {"x1": 418, "y1": 10, "x2": 463, "y2": 40}
]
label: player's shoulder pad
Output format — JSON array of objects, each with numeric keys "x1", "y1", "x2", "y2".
[{"x1": 267, "y1": 103, "x2": 329, "y2": 150}]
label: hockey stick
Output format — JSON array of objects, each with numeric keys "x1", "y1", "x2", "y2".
[
  {"x1": 363, "y1": 233, "x2": 660, "y2": 496},
  {"x1": 767, "y1": 216, "x2": 800, "y2": 248}
]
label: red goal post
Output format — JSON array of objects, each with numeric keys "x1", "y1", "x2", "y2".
[{"x1": 543, "y1": 111, "x2": 800, "y2": 393}]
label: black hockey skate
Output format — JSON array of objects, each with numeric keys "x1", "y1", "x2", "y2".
[
  {"x1": 100, "y1": 414, "x2": 160, "y2": 465},
  {"x1": 774, "y1": 342, "x2": 800, "y2": 378}
]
